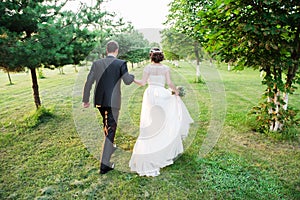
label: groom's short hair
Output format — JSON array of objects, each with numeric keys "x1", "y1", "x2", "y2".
[{"x1": 106, "y1": 40, "x2": 119, "y2": 53}]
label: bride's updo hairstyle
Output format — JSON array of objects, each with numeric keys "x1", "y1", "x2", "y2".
[{"x1": 150, "y1": 47, "x2": 164, "y2": 63}]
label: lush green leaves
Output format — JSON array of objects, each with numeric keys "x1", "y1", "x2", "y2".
[
  {"x1": 112, "y1": 30, "x2": 150, "y2": 67},
  {"x1": 167, "y1": 0, "x2": 300, "y2": 132},
  {"x1": 0, "y1": 0, "x2": 124, "y2": 108},
  {"x1": 161, "y1": 28, "x2": 195, "y2": 60}
]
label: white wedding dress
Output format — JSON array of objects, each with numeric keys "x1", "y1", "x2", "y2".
[{"x1": 129, "y1": 64, "x2": 194, "y2": 177}]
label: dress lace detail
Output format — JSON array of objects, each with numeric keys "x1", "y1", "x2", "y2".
[{"x1": 143, "y1": 64, "x2": 169, "y2": 75}]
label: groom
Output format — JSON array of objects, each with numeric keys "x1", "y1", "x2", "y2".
[{"x1": 82, "y1": 40, "x2": 134, "y2": 174}]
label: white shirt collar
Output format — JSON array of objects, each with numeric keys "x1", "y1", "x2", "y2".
[{"x1": 107, "y1": 54, "x2": 116, "y2": 57}]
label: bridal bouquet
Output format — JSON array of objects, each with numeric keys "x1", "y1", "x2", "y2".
[{"x1": 170, "y1": 86, "x2": 186, "y2": 97}]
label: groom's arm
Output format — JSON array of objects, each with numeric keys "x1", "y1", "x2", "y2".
[
  {"x1": 82, "y1": 63, "x2": 96, "y2": 106},
  {"x1": 120, "y1": 62, "x2": 134, "y2": 85}
]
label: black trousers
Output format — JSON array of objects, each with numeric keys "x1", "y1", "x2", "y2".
[{"x1": 98, "y1": 107, "x2": 119, "y2": 168}]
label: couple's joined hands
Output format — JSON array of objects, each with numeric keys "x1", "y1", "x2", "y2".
[{"x1": 133, "y1": 79, "x2": 145, "y2": 86}]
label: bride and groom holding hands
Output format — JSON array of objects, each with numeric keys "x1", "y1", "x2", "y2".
[{"x1": 82, "y1": 40, "x2": 193, "y2": 177}]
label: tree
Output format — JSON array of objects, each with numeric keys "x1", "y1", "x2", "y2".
[
  {"x1": 161, "y1": 28, "x2": 202, "y2": 62},
  {"x1": 42, "y1": 12, "x2": 98, "y2": 73},
  {"x1": 166, "y1": 0, "x2": 208, "y2": 82},
  {"x1": 86, "y1": 20, "x2": 134, "y2": 63},
  {"x1": 0, "y1": 0, "x2": 115, "y2": 109},
  {"x1": 0, "y1": 0, "x2": 51, "y2": 108},
  {"x1": 112, "y1": 30, "x2": 150, "y2": 68},
  {"x1": 197, "y1": 0, "x2": 300, "y2": 132},
  {"x1": 0, "y1": 28, "x2": 24, "y2": 85}
]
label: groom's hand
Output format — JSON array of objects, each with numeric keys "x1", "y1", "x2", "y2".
[{"x1": 82, "y1": 102, "x2": 90, "y2": 108}]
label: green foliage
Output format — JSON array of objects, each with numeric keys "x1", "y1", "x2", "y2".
[
  {"x1": 123, "y1": 47, "x2": 150, "y2": 68},
  {"x1": 38, "y1": 68, "x2": 46, "y2": 79},
  {"x1": 111, "y1": 30, "x2": 150, "y2": 66},
  {"x1": 250, "y1": 71, "x2": 299, "y2": 134},
  {"x1": 165, "y1": 2, "x2": 208, "y2": 81},
  {"x1": 167, "y1": 0, "x2": 300, "y2": 132},
  {"x1": 251, "y1": 103, "x2": 300, "y2": 138},
  {"x1": 0, "y1": 0, "x2": 127, "y2": 108},
  {"x1": 161, "y1": 28, "x2": 195, "y2": 60},
  {"x1": 166, "y1": 0, "x2": 207, "y2": 42},
  {"x1": 195, "y1": 76, "x2": 205, "y2": 84},
  {"x1": 23, "y1": 106, "x2": 54, "y2": 129},
  {"x1": 199, "y1": 0, "x2": 300, "y2": 78}
]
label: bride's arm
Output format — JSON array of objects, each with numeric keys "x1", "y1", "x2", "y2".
[
  {"x1": 166, "y1": 69, "x2": 179, "y2": 95},
  {"x1": 134, "y1": 71, "x2": 149, "y2": 86}
]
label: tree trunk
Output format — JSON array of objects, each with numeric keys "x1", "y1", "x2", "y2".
[
  {"x1": 264, "y1": 67, "x2": 282, "y2": 132},
  {"x1": 74, "y1": 65, "x2": 78, "y2": 73},
  {"x1": 268, "y1": 83, "x2": 285, "y2": 132},
  {"x1": 30, "y1": 68, "x2": 41, "y2": 109},
  {"x1": 283, "y1": 92, "x2": 289, "y2": 110},
  {"x1": 271, "y1": 88, "x2": 281, "y2": 131},
  {"x1": 58, "y1": 67, "x2": 64, "y2": 75},
  {"x1": 260, "y1": 71, "x2": 264, "y2": 77},
  {"x1": 7, "y1": 70, "x2": 13, "y2": 85},
  {"x1": 268, "y1": 28, "x2": 299, "y2": 132},
  {"x1": 194, "y1": 42, "x2": 201, "y2": 82},
  {"x1": 196, "y1": 63, "x2": 200, "y2": 78}
]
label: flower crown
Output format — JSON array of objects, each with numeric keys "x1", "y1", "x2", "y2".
[{"x1": 150, "y1": 48, "x2": 162, "y2": 53}]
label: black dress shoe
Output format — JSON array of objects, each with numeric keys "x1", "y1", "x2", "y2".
[{"x1": 100, "y1": 163, "x2": 115, "y2": 174}]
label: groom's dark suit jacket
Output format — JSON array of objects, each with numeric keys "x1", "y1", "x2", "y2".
[{"x1": 82, "y1": 56, "x2": 134, "y2": 109}]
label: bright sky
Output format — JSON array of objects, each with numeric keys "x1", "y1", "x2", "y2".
[
  {"x1": 103, "y1": 0, "x2": 172, "y2": 29},
  {"x1": 65, "y1": 0, "x2": 172, "y2": 29}
]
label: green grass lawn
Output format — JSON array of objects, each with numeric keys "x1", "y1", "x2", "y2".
[{"x1": 0, "y1": 61, "x2": 299, "y2": 199}]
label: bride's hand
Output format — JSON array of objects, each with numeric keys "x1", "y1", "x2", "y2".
[
  {"x1": 134, "y1": 79, "x2": 146, "y2": 86},
  {"x1": 171, "y1": 88, "x2": 179, "y2": 96}
]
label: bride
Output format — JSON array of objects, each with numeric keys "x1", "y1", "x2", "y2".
[{"x1": 129, "y1": 47, "x2": 194, "y2": 177}]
